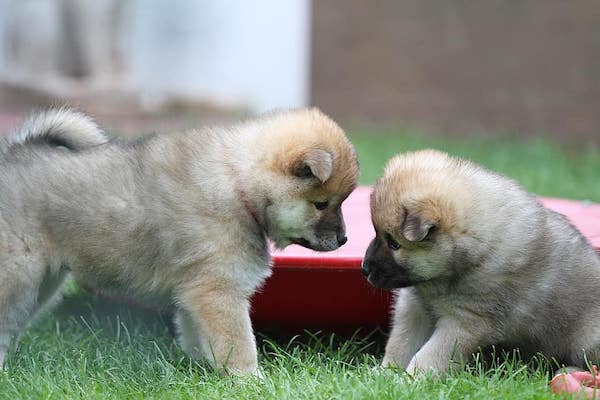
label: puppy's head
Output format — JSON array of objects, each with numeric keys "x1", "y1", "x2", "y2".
[
  {"x1": 361, "y1": 150, "x2": 474, "y2": 289},
  {"x1": 256, "y1": 108, "x2": 359, "y2": 251}
]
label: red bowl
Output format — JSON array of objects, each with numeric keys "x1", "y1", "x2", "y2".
[{"x1": 251, "y1": 187, "x2": 600, "y2": 332}]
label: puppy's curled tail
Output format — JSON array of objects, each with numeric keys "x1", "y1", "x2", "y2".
[{"x1": 10, "y1": 108, "x2": 109, "y2": 151}]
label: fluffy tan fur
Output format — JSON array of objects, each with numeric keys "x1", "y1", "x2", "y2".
[
  {"x1": 363, "y1": 149, "x2": 600, "y2": 375},
  {"x1": 0, "y1": 107, "x2": 359, "y2": 375}
]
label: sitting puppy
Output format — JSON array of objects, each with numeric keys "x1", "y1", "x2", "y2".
[
  {"x1": 0, "y1": 108, "x2": 359, "y2": 375},
  {"x1": 362, "y1": 149, "x2": 600, "y2": 374}
]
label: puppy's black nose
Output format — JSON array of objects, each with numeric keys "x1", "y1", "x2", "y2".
[{"x1": 337, "y1": 235, "x2": 348, "y2": 246}]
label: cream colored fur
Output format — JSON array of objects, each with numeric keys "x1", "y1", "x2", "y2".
[
  {"x1": 363, "y1": 149, "x2": 600, "y2": 375},
  {"x1": 0, "y1": 108, "x2": 358, "y2": 375}
]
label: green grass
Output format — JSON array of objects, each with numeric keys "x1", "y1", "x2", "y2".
[
  {"x1": 351, "y1": 128, "x2": 600, "y2": 201},
  {"x1": 1, "y1": 293, "x2": 557, "y2": 399},
  {"x1": 1, "y1": 130, "x2": 598, "y2": 399}
]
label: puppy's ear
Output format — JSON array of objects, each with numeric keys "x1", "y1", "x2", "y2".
[
  {"x1": 292, "y1": 149, "x2": 333, "y2": 183},
  {"x1": 402, "y1": 210, "x2": 437, "y2": 242}
]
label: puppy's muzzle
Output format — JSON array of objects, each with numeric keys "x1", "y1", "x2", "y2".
[
  {"x1": 313, "y1": 208, "x2": 347, "y2": 249},
  {"x1": 292, "y1": 237, "x2": 313, "y2": 248},
  {"x1": 292, "y1": 235, "x2": 344, "y2": 251},
  {"x1": 362, "y1": 237, "x2": 412, "y2": 289}
]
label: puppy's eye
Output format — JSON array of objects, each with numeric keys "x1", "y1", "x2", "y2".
[
  {"x1": 314, "y1": 201, "x2": 329, "y2": 210},
  {"x1": 385, "y1": 233, "x2": 401, "y2": 251}
]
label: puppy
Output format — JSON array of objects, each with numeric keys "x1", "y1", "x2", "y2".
[
  {"x1": 0, "y1": 108, "x2": 359, "y2": 375},
  {"x1": 362, "y1": 149, "x2": 600, "y2": 375}
]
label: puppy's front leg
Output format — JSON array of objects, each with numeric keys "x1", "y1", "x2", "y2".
[
  {"x1": 406, "y1": 317, "x2": 484, "y2": 375},
  {"x1": 382, "y1": 288, "x2": 434, "y2": 369},
  {"x1": 178, "y1": 286, "x2": 258, "y2": 376}
]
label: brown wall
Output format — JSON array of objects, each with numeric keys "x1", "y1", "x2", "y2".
[{"x1": 311, "y1": 1, "x2": 600, "y2": 141}]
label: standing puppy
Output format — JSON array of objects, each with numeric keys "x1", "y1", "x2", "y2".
[
  {"x1": 0, "y1": 108, "x2": 359, "y2": 375},
  {"x1": 362, "y1": 149, "x2": 600, "y2": 374}
]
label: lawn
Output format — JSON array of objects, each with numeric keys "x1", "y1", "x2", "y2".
[
  {"x1": 1, "y1": 130, "x2": 598, "y2": 399},
  {"x1": 351, "y1": 128, "x2": 600, "y2": 201}
]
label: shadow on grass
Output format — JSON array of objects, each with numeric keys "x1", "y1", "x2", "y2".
[
  {"x1": 46, "y1": 285, "x2": 557, "y2": 380},
  {"x1": 55, "y1": 284, "x2": 388, "y2": 354},
  {"x1": 55, "y1": 284, "x2": 175, "y2": 338}
]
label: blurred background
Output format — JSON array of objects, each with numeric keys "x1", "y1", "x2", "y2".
[{"x1": 0, "y1": 0, "x2": 598, "y2": 196}]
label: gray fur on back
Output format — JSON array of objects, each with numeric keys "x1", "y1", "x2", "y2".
[{"x1": 422, "y1": 164, "x2": 600, "y2": 366}]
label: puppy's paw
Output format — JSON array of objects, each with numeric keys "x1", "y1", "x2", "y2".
[
  {"x1": 225, "y1": 366, "x2": 265, "y2": 384},
  {"x1": 369, "y1": 363, "x2": 416, "y2": 385},
  {"x1": 405, "y1": 361, "x2": 446, "y2": 381},
  {"x1": 0, "y1": 350, "x2": 7, "y2": 371},
  {"x1": 378, "y1": 358, "x2": 404, "y2": 372},
  {"x1": 381, "y1": 357, "x2": 400, "y2": 369},
  {"x1": 370, "y1": 364, "x2": 391, "y2": 374},
  {"x1": 219, "y1": 362, "x2": 264, "y2": 378},
  {"x1": 405, "y1": 362, "x2": 418, "y2": 377},
  {"x1": 251, "y1": 367, "x2": 265, "y2": 380}
]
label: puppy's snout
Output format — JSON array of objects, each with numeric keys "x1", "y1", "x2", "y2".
[{"x1": 337, "y1": 235, "x2": 348, "y2": 246}]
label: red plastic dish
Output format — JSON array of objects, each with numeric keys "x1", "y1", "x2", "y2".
[{"x1": 250, "y1": 186, "x2": 600, "y2": 332}]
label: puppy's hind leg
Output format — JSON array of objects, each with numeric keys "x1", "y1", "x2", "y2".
[
  {"x1": 28, "y1": 268, "x2": 69, "y2": 324},
  {"x1": 0, "y1": 280, "x2": 38, "y2": 368},
  {"x1": 0, "y1": 255, "x2": 52, "y2": 368}
]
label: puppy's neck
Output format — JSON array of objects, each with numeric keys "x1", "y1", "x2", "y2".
[
  {"x1": 234, "y1": 178, "x2": 267, "y2": 235},
  {"x1": 227, "y1": 153, "x2": 270, "y2": 235},
  {"x1": 225, "y1": 125, "x2": 272, "y2": 236}
]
